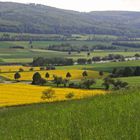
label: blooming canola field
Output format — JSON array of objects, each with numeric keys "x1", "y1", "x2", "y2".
[
  {"x1": 0, "y1": 83, "x2": 107, "y2": 107},
  {"x1": 0, "y1": 65, "x2": 40, "y2": 72},
  {"x1": 0, "y1": 70, "x2": 105, "y2": 81}
]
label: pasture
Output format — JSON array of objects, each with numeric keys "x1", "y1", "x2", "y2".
[
  {"x1": 0, "y1": 40, "x2": 139, "y2": 63},
  {"x1": 57, "y1": 60, "x2": 140, "y2": 72}
]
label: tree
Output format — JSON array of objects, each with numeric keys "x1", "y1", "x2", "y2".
[
  {"x1": 32, "y1": 72, "x2": 41, "y2": 85},
  {"x1": 53, "y1": 76, "x2": 63, "y2": 87},
  {"x1": 68, "y1": 51, "x2": 71, "y2": 55},
  {"x1": 87, "y1": 59, "x2": 92, "y2": 64},
  {"x1": 39, "y1": 78, "x2": 47, "y2": 86},
  {"x1": 66, "y1": 72, "x2": 71, "y2": 79},
  {"x1": 102, "y1": 77, "x2": 114, "y2": 90},
  {"x1": 99, "y1": 71, "x2": 104, "y2": 77},
  {"x1": 77, "y1": 58, "x2": 87, "y2": 65},
  {"x1": 45, "y1": 72, "x2": 50, "y2": 79},
  {"x1": 123, "y1": 67, "x2": 134, "y2": 77},
  {"x1": 14, "y1": 72, "x2": 21, "y2": 81},
  {"x1": 87, "y1": 52, "x2": 90, "y2": 57},
  {"x1": 82, "y1": 71, "x2": 88, "y2": 78},
  {"x1": 82, "y1": 79, "x2": 96, "y2": 89},
  {"x1": 134, "y1": 66, "x2": 140, "y2": 76},
  {"x1": 62, "y1": 78, "x2": 69, "y2": 87}
]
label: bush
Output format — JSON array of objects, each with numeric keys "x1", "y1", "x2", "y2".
[
  {"x1": 29, "y1": 67, "x2": 34, "y2": 71},
  {"x1": 19, "y1": 68, "x2": 24, "y2": 72},
  {"x1": 69, "y1": 82, "x2": 80, "y2": 88},
  {"x1": 41, "y1": 88, "x2": 55, "y2": 100},
  {"x1": 65, "y1": 92, "x2": 74, "y2": 99}
]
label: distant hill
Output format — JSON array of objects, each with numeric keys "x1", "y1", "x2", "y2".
[{"x1": 1, "y1": 2, "x2": 140, "y2": 37}]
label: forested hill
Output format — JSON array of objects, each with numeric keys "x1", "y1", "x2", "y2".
[{"x1": 1, "y1": 2, "x2": 140, "y2": 37}]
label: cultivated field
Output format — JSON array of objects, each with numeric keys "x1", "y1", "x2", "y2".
[
  {"x1": 0, "y1": 65, "x2": 40, "y2": 72},
  {"x1": 0, "y1": 69, "x2": 105, "y2": 81},
  {"x1": 0, "y1": 83, "x2": 107, "y2": 107},
  {"x1": 0, "y1": 40, "x2": 139, "y2": 63}
]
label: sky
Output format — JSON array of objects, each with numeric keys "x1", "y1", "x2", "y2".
[{"x1": 1, "y1": 0, "x2": 140, "y2": 12}]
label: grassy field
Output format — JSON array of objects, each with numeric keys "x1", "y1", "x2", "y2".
[
  {"x1": 0, "y1": 69, "x2": 105, "y2": 81},
  {"x1": 117, "y1": 76, "x2": 140, "y2": 86},
  {"x1": 0, "y1": 40, "x2": 139, "y2": 63},
  {"x1": 57, "y1": 60, "x2": 140, "y2": 72},
  {"x1": 0, "y1": 87, "x2": 139, "y2": 139}
]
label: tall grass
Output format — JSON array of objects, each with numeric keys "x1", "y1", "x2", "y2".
[{"x1": 0, "y1": 87, "x2": 140, "y2": 140}]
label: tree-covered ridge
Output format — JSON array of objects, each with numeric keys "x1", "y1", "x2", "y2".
[{"x1": 1, "y1": 2, "x2": 140, "y2": 36}]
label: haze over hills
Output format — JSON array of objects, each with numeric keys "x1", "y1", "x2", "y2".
[{"x1": 1, "y1": 2, "x2": 140, "y2": 37}]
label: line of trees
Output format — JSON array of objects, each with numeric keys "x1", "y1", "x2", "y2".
[
  {"x1": 92, "y1": 54, "x2": 125, "y2": 62},
  {"x1": 112, "y1": 42, "x2": 140, "y2": 48},
  {"x1": 32, "y1": 57, "x2": 74, "y2": 66},
  {"x1": 48, "y1": 43, "x2": 117, "y2": 52},
  {"x1": 111, "y1": 66, "x2": 140, "y2": 77}
]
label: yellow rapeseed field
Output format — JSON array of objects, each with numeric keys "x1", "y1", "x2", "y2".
[
  {"x1": 0, "y1": 70, "x2": 105, "y2": 81},
  {"x1": 0, "y1": 83, "x2": 107, "y2": 107},
  {"x1": 0, "y1": 65, "x2": 40, "y2": 72}
]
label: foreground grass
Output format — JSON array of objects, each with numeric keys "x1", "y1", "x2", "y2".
[{"x1": 0, "y1": 87, "x2": 139, "y2": 140}]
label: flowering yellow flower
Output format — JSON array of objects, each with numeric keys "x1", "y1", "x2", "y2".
[
  {"x1": 0, "y1": 83, "x2": 107, "y2": 107},
  {"x1": 0, "y1": 69, "x2": 105, "y2": 81}
]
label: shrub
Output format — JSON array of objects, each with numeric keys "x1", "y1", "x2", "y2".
[
  {"x1": 19, "y1": 68, "x2": 24, "y2": 72},
  {"x1": 65, "y1": 92, "x2": 74, "y2": 99},
  {"x1": 39, "y1": 78, "x2": 47, "y2": 86},
  {"x1": 29, "y1": 67, "x2": 34, "y2": 71},
  {"x1": 41, "y1": 88, "x2": 55, "y2": 100},
  {"x1": 69, "y1": 82, "x2": 80, "y2": 88}
]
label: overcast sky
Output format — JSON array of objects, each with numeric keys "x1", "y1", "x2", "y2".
[{"x1": 1, "y1": 0, "x2": 140, "y2": 12}]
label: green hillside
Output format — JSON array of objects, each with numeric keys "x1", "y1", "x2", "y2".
[
  {"x1": 1, "y1": 2, "x2": 140, "y2": 36},
  {"x1": 0, "y1": 87, "x2": 139, "y2": 140}
]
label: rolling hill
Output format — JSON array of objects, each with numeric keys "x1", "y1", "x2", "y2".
[{"x1": 1, "y1": 2, "x2": 140, "y2": 36}]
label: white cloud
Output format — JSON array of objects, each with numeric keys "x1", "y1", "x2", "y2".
[{"x1": 1, "y1": 0, "x2": 140, "y2": 11}]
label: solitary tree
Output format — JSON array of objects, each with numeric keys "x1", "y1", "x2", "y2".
[
  {"x1": 99, "y1": 71, "x2": 104, "y2": 77},
  {"x1": 82, "y1": 71, "x2": 88, "y2": 78},
  {"x1": 14, "y1": 72, "x2": 21, "y2": 81},
  {"x1": 45, "y1": 72, "x2": 50, "y2": 79},
  {"x1": 66, "y1": 72, "x2": 71, "y2": 79},
  {"x1": 32, "y1": 72, "x2": 41, "y2": 85},
  {"x1": 87, "y1": 52, "x2": 90, "y2": 57}
]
